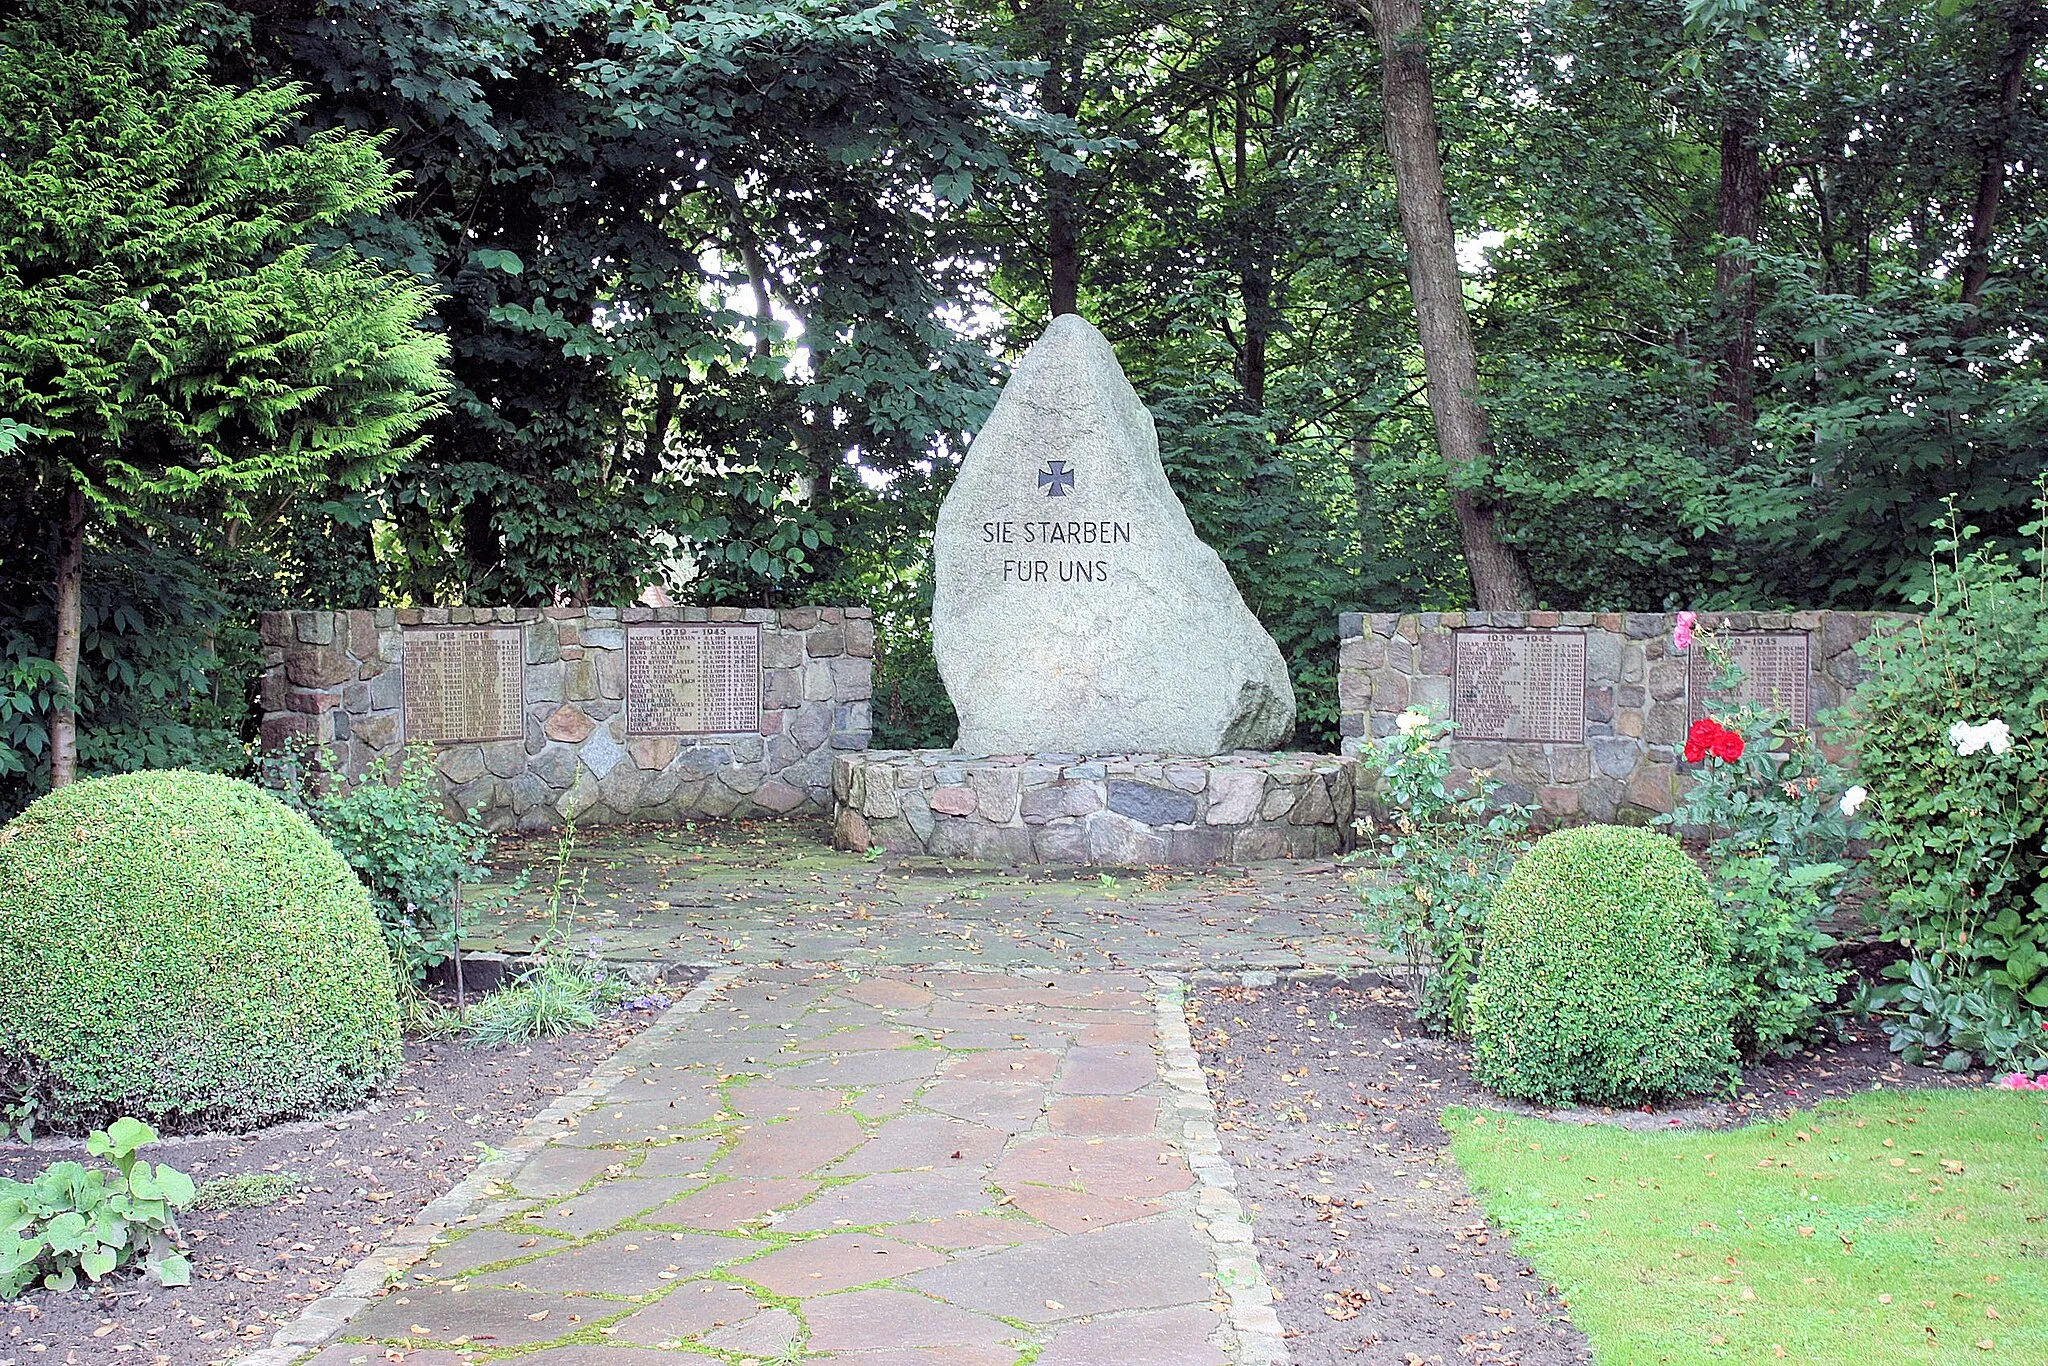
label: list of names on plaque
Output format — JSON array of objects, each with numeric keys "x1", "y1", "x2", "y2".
[
  {"x1": 626, "y1": 624, "x2": 763, "y2": 735},
  {"x1": 402, "y1": 626, "x2": 525, "y2": 743},
  {"x1": 1452, "y1": 630, "x2": 1588, "y2": 744},
  {"x1": 1689, "y1": 631, "x2": 1811, "y2": 728}
]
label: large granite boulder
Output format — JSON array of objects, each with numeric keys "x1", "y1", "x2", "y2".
[{"x1": 933, "y1": 315, "x2": 1295, "y2": 755}]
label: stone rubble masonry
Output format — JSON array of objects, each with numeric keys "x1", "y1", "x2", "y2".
[
  {"x1": 831, "y1": 749, "x2": 1357, "y2": 866},
  {"x1": 1335, "y1": 609, "x2": 1915, "y2": 824},
  {"x1": 257, "y1": 606, "x2": 873, "y2": 831}
]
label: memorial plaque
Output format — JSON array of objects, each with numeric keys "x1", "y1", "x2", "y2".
[
  {"x1": 402, "y1": 626, "x2": 525, "y2": 743},
  {"x1": 626, "y1": 624, "x2": 762, "y2": 735},
  {"x1": 1452, "y1": 630, "x2": 1587, "y2": 743},
  {"x1": 1688, "y1": 631, "x2": 1810, "y2": 729}
]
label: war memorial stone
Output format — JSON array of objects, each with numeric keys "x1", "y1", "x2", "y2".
[
  {"x1": 832, "y1": 317, "x2": 1354, "y2": 866},
  {"x1": 931, "y1": 314, "x2": 1295, "y2": 756}
]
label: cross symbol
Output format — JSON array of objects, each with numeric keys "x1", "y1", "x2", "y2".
[{"x1": 1037, "y1": 460, "x2": 1076, "y2": 498}]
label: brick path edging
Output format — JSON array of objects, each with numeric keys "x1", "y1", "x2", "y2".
[
  {"x1": 1152, "y1": 973, "x2": 1291, "y2": 1366},
  {"x1": 243, "y1": 967, "x2": 745, "y2": 1366}
]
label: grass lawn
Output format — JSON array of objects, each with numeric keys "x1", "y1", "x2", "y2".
[{"x1": 1448, "y1": 1089, "x2": 2048, "y2": 1363}]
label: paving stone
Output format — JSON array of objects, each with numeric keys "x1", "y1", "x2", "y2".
[
  {"x1": 774, "y1": 1048, "x2": 946, "y2": 1087},
  {"x1": 906, "y1": 1218, "x2": 1213, "y2": 1323},
  {"x1": 738, "y1": 1232, "x2": 947, "y2": 1295},
  {"x1": 804, "y1": 1288, "x2": 1019, "y2": 1353},
  {"x1": 832, "y1": 1114, "x2": 1008, "y2": 1175},
  {"x1": 940, "y1": 1050, "x2": 1059, "y2": 1082},
  {"x1": 794, "y1": 1024, "x2": 936, "y2": 1052},
  {"x1": 629, "y1": 1133, "x2": 728, "y2": 1177},
  {"x1": 918, "y1": 1079, "x2": 1048, "y2": 1132},
  {"x1": 649, "y1": 1176, "x2": 820, "y2": 1230},
  {"x1": 996, "y1": 1134, "x2": 1192, "y2": 1203},
  {"x1": 1055, "y1": 1044, "x2": 1155, "y2": 1096},
  {"x1": 528, "y1": 1175, "x2": 700, "y2": 1237},
  {"x1": 298, "y1": 1349, "x2": 469, "y2": 1366},
  {"x1": 510, "y1": 1143, "x2": 634, "y2": 1198},
  {"x1": 419, "y1": 1228, "x2": 571, "y2": 1278},
  {"x1": 560, "y1": 1097, "x2": 722, "y2": 1145},
  {"x1": 1036, "y1": 1303, "x2": 1230, "y2": 1366},
  {"x1": 1048, "y1": 1095, "x2": 1158, "y2": 1137},
  {"x1": 885, "y1": 1212, "x2": 1058, "y2": 1251},
  {"x1": 719, "y1": 1112, "x2": 866, "y2": 1176},
  {"x1": 349, "y1": 1284, "x2": 576, "y2": 1348},
  {"x1": 775, "y1": 1168, "x2": 997, "y2": 1232},
  {"x1": 841, "y1": 976, "x2": 936, "y2": 1008},
  {"x1": 725, "y1": 1081, "x2": 853, "y2": 1117},
  {"x1": 703, "y1": 1304, "x2": 802, "y2": 1354},
  {"x1": 489, "y1": 1230, "x2": 753, "y2": 1296},
  {"x1": 1007, "y1": 1184, "x2": 1164, "y2": 1234},
  {"x1": 607, "y1": 1279, "x2": 764, "y2": 1345}
]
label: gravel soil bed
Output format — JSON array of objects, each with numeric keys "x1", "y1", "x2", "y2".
[
  {"x1": 0, "y1": 984, "x2": 697, "y2": 1366},
  {"x1": 1191, "y1": 975, "x2": 1982, "y2": 1366}
]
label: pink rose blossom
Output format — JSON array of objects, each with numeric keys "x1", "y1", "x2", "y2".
[{"x1": 1674, "y1": 611, "x2": 1697, "y2": 651}]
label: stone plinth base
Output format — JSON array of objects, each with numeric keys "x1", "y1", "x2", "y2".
[{"x1": 830, "y1": 750, "x2": 1357, "y2": 866}]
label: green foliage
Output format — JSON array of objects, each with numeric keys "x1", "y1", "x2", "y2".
[
  {"x1": 0, "y1": 770, "x2": 401, "y2": 1134},
  {"x1": 1470, "y1": 825, "x2": 1739, "y2": 1106},
  {"x1": 0, "y1": 8, "x2": 449, "y2": 522},
  {"x1": 0, "y1": 530, "x2": 252, "y2": 817},
  {"x1": 263, "y1": 746, "x2": 494, "y2": 985},
  {"x1": 192, "y1": 1171, "x2": 298, "y2": 1212},
  {"x1": 0, "y1": 5, "x2": 448, "y2": 809},
  {"x1": 461, "y1": 958, "x2": 611, "y2": 1046},
  {"x1": 1660, "y1": 632, "x2": 1857, "y2": 1059},
  {"x1": 1356, "y1": 711, "x2": 1534, "y2": 1035},
  {"x1": 0, "y1": 1117, "x2": 195, "y2": 1298},
  {"x1": 1847, "y1": 500, "x2": 2048, "y2": 1072}
]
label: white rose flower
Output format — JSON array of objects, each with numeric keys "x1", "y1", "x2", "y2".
[
  {"x1": 1840, "y1": 785, "x2": 1867, "y2": 817},
  {"x1": 1950, "y1": 719, "x2": 2015, "y2": 757},
  {"x1": 1395, "y1": 708, "x2": 1430, "y2": 735}
]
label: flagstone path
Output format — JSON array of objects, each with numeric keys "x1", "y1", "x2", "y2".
[
  {"x1": 291, "y1": 967, "x2": 1284, "y2": 1365},
  {"x1": 463, "y1": 820, "x2": 1380, "y2": 976},
  {"x1": 274, "y1": 824, "x2": 1385, "y2": 1365}
]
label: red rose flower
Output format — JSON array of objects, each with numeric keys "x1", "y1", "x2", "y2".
[{"x1": 1685, "y1": 717, "x2": 1745, "y2": 764}]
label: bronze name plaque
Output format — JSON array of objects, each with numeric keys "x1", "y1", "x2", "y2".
[
  {"x1": 402, "y1": 626, "x2": 525, "y2": 744},
  {"x1": 1452, "y1": 629, "x2": 1588, "y2": 743},
  {"x1": 1689, "y1": 631, "x2": 1811, "y2": 728},
  {"x1": 626, "y1": 624, "x2": 763, "y2": 735}
]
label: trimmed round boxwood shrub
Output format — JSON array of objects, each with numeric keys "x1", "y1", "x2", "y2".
[
  {"x1": 1469, "y1": 825, "x2": 1739, "y2": 1107},
  {"x1": 0, "y1": 770, "x2": 401, "y2": 1133}
]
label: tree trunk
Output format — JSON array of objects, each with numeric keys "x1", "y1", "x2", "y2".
[
  {"x1": 1039, "y1": 0, "x2": 1081, "y2": 316},
  {"x1": 1371, "y1": 0, "x2": 1533, "y2": 610},
  {"x1": 1710, "y1": 99, "x2": 1764, "y2": 435},
  {"x1": 1959, "y1": 4, "x2": 2040, "y2": 320},
  {"x1": 49, "y1": 483, "x2": 86, "y2": 790}
]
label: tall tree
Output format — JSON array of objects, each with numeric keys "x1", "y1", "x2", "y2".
[
  {"x1": 1368, "y1": 0, "x2": 1535, "y2": 609},
  {"x1": 0, "y1": 9, "x2": 449, "y2": 786}
]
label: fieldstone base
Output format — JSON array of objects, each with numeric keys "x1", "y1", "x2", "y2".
[{"x1": 830, "y1": 749, "x2": 1357, "y2": 866}]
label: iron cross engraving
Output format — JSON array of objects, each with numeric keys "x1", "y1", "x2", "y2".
[{"x1": 1037, "y1": 460, "x2": 1076, "y2": 497}]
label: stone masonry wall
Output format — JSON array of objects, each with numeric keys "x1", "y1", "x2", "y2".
[
  {"x1": 257, "y1": 606, "x2": 871, "y2": 830},
  {"x1": 1336, "y1": 609, "x2": 1914, "y2": 824},
  {"x1": 832, "y1": 751, "x2": 1357, "y2": 865}
]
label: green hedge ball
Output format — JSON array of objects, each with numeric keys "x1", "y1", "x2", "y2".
[
  {"x1": 1470, "y1": 824, "x2": 1738, "y2": 1107},
  {"x1": 0, "y1": 769, "x2": 401, "y2": 1133}
]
